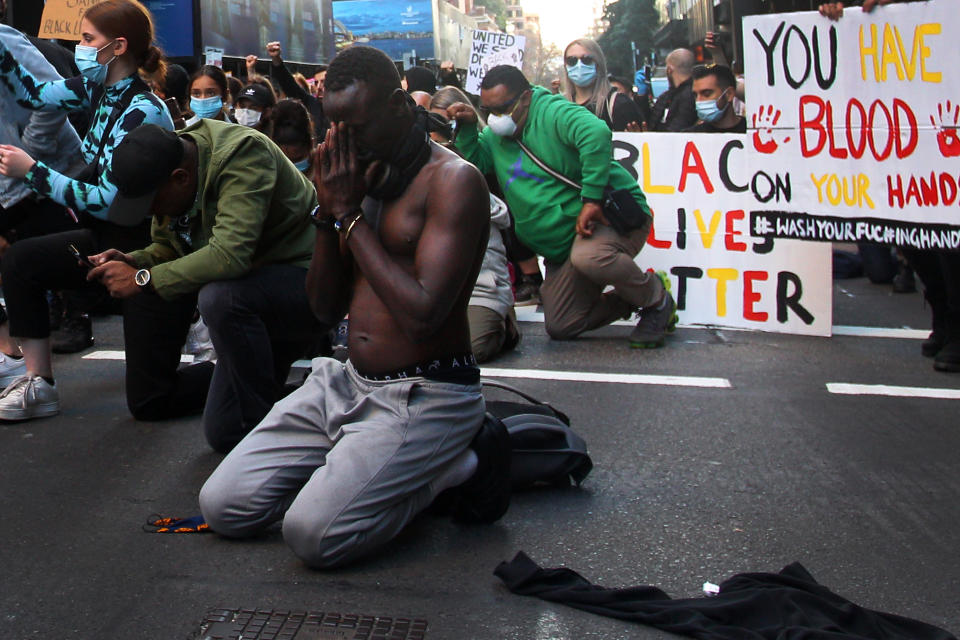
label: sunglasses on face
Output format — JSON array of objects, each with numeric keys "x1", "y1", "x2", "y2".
[
  {"x1": 479, "y1": 91, "x2": 523, "y2": 118},
  {"x1": 565, "y1": 55, "x2": 595, "y2": 67}
]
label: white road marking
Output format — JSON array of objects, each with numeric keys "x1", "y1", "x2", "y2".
[
  {"x1": 481, "y1": 367, "x2": 731, "y2": 388},
  {"x1": 516, "y1": 307, "x2": 927, "y2": 339},
  {"x1": 82, "y1": 350, "x2": 731, "y2": 389},
  {"x1": 84, "y1": 350, "x2": 195, "y2": 363},
  {"x1": 827, "y1": 383, "x2": 960, "y2": 400},
  {"x1": 831, "y1": 326, "x2": 928, "y2": 339}
]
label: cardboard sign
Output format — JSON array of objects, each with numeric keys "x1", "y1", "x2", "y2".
[
  {"x1": 743, "y1": 0, "x2": 960, "y2": 249},
  {"x1": 204, "y1": 46, "x2": 224, "y2": 69},
  {"x1": 466, "y1": 31, "x2": 525, "y2": 95},
  {"x1": 39, "y1": 0, "x2": 107, "y2": 40},
  {"x1": 615, "y1": 133, "x2": 833, "y2": 336}
]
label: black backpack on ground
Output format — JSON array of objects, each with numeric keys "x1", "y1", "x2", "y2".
[{"x1": 481, "y1": 379, "x2": 593, "y2": 490}]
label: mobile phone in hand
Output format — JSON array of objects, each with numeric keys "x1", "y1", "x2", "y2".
[{"x1": 68, "y1": 244, "x2": 95, "y2": 269}]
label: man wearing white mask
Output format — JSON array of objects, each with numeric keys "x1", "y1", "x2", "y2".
[
  {"x1": 448, "y1": 65, "x2": 677, "y2": 348},
  {"x1": 685, "y1": 64, "x2": 746, "y2": 134},
  {"x1": 234, "y1": 83, "x2": 276, "y2": 132}
]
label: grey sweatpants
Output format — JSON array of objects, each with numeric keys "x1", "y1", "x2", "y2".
[{"x1": 199, "y1": 357, "x2": 484, "y2": 568}]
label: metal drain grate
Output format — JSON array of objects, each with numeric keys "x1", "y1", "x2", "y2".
[{"x1": 195, "y1": 607, "x2": 428, "y2": 640}]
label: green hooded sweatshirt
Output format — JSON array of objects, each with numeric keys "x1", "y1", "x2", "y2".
[
  {"x1": 457, "y1": 85, "x2": 650, "y2": 264},
  {"x1": 129, "y1": 119, "x2": 316, "y2": 300}
]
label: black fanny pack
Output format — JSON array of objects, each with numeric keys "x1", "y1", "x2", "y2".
[
  {"x1": 516, "y1": 140, "x2": 649, "y2": 235},
  {"x1": 600, "y1": 185, "x2": 650, "y2": 235}
]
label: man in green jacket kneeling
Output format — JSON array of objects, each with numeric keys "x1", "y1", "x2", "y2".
[
  {"x1": 449, "y1": 65, "x2": 676, "y2": 347},
  {"x1": 88, "y1": 120, "x2": 322, "y2": 452}
]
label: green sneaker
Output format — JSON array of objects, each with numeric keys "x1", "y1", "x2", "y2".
[{"x1": 629, "y1": 271, "x2": 678, "y2": 348}]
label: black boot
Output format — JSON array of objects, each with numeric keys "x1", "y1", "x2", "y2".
[
  {"x1": 934, "y1": 340, "x2": 960, "y2": 372},
  {"x1": 892, "y1": 263, "x2": 917, "y2": 293},
  {"x1": 922, "y1": 310, "x2": 946, "y2": 358},
  {"x1": 51, "y1": 313, "x2": 93, "y2": 354}
]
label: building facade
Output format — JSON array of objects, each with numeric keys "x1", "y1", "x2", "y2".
[{"x1": 654, "y1": 0, "x2": 829, "y2": 71}]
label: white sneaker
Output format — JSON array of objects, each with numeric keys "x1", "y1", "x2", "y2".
[
  {"x1": 0, "y1": 375, "x2": 60, "y2": 421},
  {"x1": 0, "y1": 353, "x2": 27, "y2": 387},
  {"x1": 184, "y1": 318, "x2": 217, "y2": 363}
]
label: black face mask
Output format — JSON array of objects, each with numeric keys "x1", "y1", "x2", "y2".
[{"x1": 366, "y1": 103, "x2": 448, "y2": 201}]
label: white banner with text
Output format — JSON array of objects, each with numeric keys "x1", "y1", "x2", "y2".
[
  {"x1": 743, "y1": 0, "x2": 960, "y2": 249},
  {"x1": 614, "y1": 133, "x2": 833, "y2": 336}
]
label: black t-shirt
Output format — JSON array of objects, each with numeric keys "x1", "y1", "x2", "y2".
[
  {"x1": 685, "y1": 117, "x2": 747, "y2": 134},
  {"x1": 581, "y1": 90, "x2": 644, "y2": 132},
  {"x1": 649, "y1": 78, "x2": 697, "y2": 132}
]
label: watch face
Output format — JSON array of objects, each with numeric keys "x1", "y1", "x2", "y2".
[{"x1": 135, "y1": 269, "x2": 150, "y2": 286}]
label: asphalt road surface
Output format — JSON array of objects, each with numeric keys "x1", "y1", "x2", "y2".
[{"x1": 2, "y1": 276, "x2": 958, "y2": 639}]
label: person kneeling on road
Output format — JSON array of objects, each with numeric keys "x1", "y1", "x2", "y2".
[
  {"x1": 87, "y1": 120, "x2": 320, "y2": 452},
  {"x1": 199, "y1": 46, "x2": 509, "y2": 569},
  {"x1": 449, "y1": 65, "x2": 676, "y2": 348}
]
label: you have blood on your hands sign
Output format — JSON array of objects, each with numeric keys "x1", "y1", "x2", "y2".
[
  {"x1": 632, "y1": 0, "x2": 957, "y2": 336},
  {"x1": 744, "y1": 0, "x2": 960, "y2": 250}
]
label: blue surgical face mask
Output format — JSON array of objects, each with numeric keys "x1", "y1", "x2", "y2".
[
  {"x1": 566, "y1": 61, "x2": 598, "y2": 88},
  {"x1": 74, "y1": 41, "x2": 116, "y2": 85},
  {"x1": 294, "y1": 157, "x2": 311, "y2": 172},
  {"x1": 190, "y1": 96, "x2": 223, "y2": 119},
  {"x1": 650, "y1": 77, "x2": 669, "y2": 98},
  {"x1": 696, "y1": 90, "x2": 730, "y2": 123}
]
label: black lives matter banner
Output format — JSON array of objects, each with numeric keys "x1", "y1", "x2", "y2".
[
  {"x1": 743, "y1": 0, "x2": 960, "y2": 249},
  {"x1": 613, "y1": 134, "x2": 832, "y2": 337}
]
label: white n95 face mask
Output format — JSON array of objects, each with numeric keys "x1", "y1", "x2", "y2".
[
  {"x1": 234, "y1": 108, "x2": 261, "y2": 127},
  {"x1": 487, "y1": 113, "x2": 517, "y2": 137}
]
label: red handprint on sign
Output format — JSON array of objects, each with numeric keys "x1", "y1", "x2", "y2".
[
  {"x1": 751, "y1": 105, "x2": 791, "y2": 154},
  {"x1": 930, "y1": 101, "x2": 960, "y2": 158}
]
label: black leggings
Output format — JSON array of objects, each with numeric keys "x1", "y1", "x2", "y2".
[
  {"x1": 0, "y1": 196, "x2": 77, "y2": 242},
  {"x1": 1, "y1": 220, "x2": 149, "y2": 339}
]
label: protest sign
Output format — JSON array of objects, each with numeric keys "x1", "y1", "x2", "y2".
[
  {"x1": 204, "y1": 46, "x2": 224, "y2": 69},
  {"x1": 39, "y1": 0, "x2": 107, "y2": 40},
  {"x1": 743, "y1": 0, "x2": 960, "y2": 250},
  {"x1": 615, "y1": 133, "x2": 832, "y2": 336},
  {"x1": 466, "y1": 31, "x2": 525, "y2": 95}
]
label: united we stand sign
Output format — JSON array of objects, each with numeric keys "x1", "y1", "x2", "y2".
[{"x1": 744, "y1": 0, "x2": 960, "y2": 250}]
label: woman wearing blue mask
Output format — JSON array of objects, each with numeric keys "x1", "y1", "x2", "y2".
[
  {"x1": 562, "y1": 38, "x2": 643, "y2": 133},
  {"x1": 0, "y1": 0, "x2": 173, "y2": 422},
  {"x1": 185, "y1": 66, "x2": 233, "y2": 126},
  {"x1": 0, "y1": 0, "x2": 172, "y2": 219},
  {"x1": 271, "y1": 99, "x2": 316, "y2": 180}
]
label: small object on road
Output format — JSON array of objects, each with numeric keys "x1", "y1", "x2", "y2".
[{"x1": 143, "y1": 513, "x2": 210, "y2": 533}]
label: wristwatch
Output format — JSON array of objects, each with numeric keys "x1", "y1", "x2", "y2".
[
  {"x1": 334, "y1": 208, "x2": 364, "y2": 233},
  {"x1": 134, "y1": 268, "x2": 151, "y2": 288},
  {"x1": 309, "y1": 205, "x2": 336, "y2": 231}
]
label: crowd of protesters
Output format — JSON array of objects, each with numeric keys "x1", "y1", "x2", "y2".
[{"x1": 0, "y1": 0, "x2": 951, "y2": 570}]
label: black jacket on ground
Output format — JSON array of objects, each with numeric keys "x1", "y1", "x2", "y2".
[{"x1": 495, "y1": 552, "x2": 956, "y2": 640}]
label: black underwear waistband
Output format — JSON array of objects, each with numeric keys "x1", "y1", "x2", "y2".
[{"x1": 357, "y1": 352, "x2": 479, "y2": 384}]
